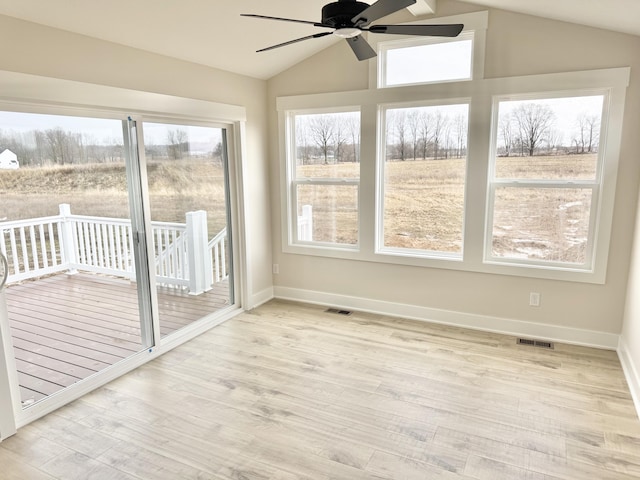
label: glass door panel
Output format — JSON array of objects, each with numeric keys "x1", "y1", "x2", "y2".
[
  {"x1": 142, "y1": 122, "x2": 233, "y2": 337},
  {"x1": 0, "y1": 111, "x2": 148, "y2": 407}
]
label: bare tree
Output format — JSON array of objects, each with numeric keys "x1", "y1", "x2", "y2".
[
  {"x1": 574, "y1": 113, "x2": 600, "y2": 154},
  {"x1": 432, "y1": 110, "x2": 449, "y2": 160},
  {"x1": 333, "y1": 117, "x2": 348, "y2": 163},
  {"x1": 499, "y1": 117, "x2": 514, "y2": 157},
  {"x1": 167, "y1": 129, "x2": 189, "y2": 160},
  {"x1": 419, "y1": 111, "x2": 433, "y2": 159},
  {"x1": 308, "y1": 115, "x2": 335, "y2": 164},
  {"x1": 452, "y1": 113, "x2": 467, "y2": 158},
  {"x1": 512, "y1": 103, "x2": 555, "y2": 156},
  {"x1": 388, "y1": 110, "x2": 409, "y2": 161},
  {"x1": 43, "y1": 128, "x2": 81, "y2": 165},
  {"x1": 407, "y1": 110, "x2": 421, "y2": 160},
  {"x1": 545, "y1": 128, "x2": 562, "y2": 153},
  {"x1": 295, "y1": 121, "x2": 312, "y2": 165},
  {"x1": 344, "y1": 115, "x2": 360, "y2": 163}
]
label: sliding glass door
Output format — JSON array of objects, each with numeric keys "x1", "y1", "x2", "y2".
[
  {"x1": 0, "y1": 111, "x2": 148, "y2": 407},
  {"x1": 0, "y1": 111, "x2": 236, "y2": 414},
  {"x1": 142, "y1": 121, "x2": 233, "y2": 337}
]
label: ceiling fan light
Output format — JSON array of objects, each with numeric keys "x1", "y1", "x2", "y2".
[{"x1": 334, "y1": 27, "x2": 362, "y2": 38}]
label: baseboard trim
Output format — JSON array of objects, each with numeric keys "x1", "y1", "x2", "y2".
[
  {"x1": 274, "y1": 286, "x2": 620, "y2": 350},
  {"x1": 249, "y1": 287, "x2": 274, "y2": 310},
  {"x1": 618, "y1": 338, "x2": 640, "y2": 420}
]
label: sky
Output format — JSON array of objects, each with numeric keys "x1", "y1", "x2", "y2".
[
  {"x1": 0, "y1": 111, "x2": 123, "y2": 143},
  {"x1": 385, "y1": 39, "x2": 473, "y2": 86},
  {"x1": 0, "y1": 111, "x2": 222, "y2": 147}
]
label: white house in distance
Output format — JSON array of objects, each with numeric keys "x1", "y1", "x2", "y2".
[{"x1": 0, "y1": 148, "x2": 18, "y2": 169}]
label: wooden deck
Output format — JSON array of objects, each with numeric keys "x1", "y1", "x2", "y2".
[{"x1": 4, "y1": 272, "x2": 230, "y2": 405}]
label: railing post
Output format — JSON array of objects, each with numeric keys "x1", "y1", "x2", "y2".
[
  {"x1": 59, "y1": 204, "x2": 77, "y2": 275},
  {"x1": 298, "y1": 204, "x2": 313, "y2": 241},
  {"x1": 186, "y1": 210, "x2": 212, "y2": 295}
]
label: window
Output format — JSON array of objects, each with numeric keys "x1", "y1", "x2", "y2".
[
  {"x1": 487, "y1": 94, "x2": 606, "y2": 268},
  {"x1": 287, "y1": 110, "x2": 360, "y2": 248},
  {"x1": 379, "y1": 102, "x2": 469, "y2": 256},
  {"x1": 372, "y1": 12, "x2": 488, "y2": 89},
  {"x1": 379, "y1": 33, "x2": 474, "y2": 88},
  {"x1": 279, "y1": 46, "x2": 627, "y2": 282}
]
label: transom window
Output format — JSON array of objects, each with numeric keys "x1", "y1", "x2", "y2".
[{"x1": 378, "y1": 32, "x2": 474, "y2": 88}]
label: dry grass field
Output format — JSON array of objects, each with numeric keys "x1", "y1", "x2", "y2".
[
  {"x1": 298, "y1": 153, "x2": 597, "y2": 263},
  {"x1": 0, "y1": 159, "x2": 228, "y2": 237},
  {"x1": 1, "y1": 154, "x2": 596, "y2": 264}
]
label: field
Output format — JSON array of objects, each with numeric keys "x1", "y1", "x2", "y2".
[
  {"x1": 1, "y1": 154, "x2": 597, "y2": 264},
  {"x1": 0, "y1": 159, "x2": 229, "y2": 237},
  {"x1": 298, "y1": 153, "x2": 597, "y2": 263}
]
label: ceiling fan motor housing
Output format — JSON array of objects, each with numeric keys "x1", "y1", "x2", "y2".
[{"x1": 322, "y1": 0, "x2": 370, "y2": 28}]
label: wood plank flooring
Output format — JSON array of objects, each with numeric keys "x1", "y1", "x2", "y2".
[
  {"x1": 1, "y1": 299, "x2": 639, "y2": 479},
  {"x1": 5, "y1": 272, "x2": 230, "y2": 405}
]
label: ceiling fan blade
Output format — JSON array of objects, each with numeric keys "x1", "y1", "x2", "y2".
[
  {"x1": 256, "y1": 31, "x2": 333, "y2": 53},
  {"x1": 241, "y1": 13, "x2": 327, "y2": 27},
  {"x1": 352, "y1": 0, "x2": 416, "y2": 27},
  {"x1": 346, "y1": 36, "x2": 377, "y2": 61},
  {"x1": 367, "y1": 24, "x2": 464, "y2": 37}
]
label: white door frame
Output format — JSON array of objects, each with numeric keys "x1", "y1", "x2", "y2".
[
  {"x1": 0, "y1": 255, "x2": 19, "y2": 441},
  {"x1": 0, "y1": 71, "x2": 250, "y2": 435}
]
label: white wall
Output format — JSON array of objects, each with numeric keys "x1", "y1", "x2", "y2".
[
  {"x1": 621, "y1": 187, "x2": 640, "y2": 415},
  {"x1": 267, "y1": 1, "x2": 640, "y2": 345},
  {"x1": 0, "y1": 14, "x2": 273, "y2": 306}
]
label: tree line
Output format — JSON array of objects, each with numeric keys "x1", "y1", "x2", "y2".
[
  {"x1": 295, "y1": 109, "x2": 469, "y2": 165},
  {"x1": 294, "y1": 102, "x2": 602, "y2": 167},
  {"x1": 0, "y1": 127, "x2": 223, "y2": 167},
  {"x1": 296, "y1": 113, "x2": 360, "y2": 165},
  {"x1": 0, "y1": 128, "x2": 125, "y2": 167},
  {"x1": 386, "y1": 108, "x2": 468, "y2": 161},
  {"x1": 498, "y1": 103, "x2": 600, "y2": 157}
]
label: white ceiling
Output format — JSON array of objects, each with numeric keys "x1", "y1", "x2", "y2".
[{"x1": 0, "y1": 0, "x2": 637, "y2": 80}]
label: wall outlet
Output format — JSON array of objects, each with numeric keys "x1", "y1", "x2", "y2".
[
  {"x1": 272, "y1": 264, "x2": 279, "y2": 275},
  {"x1": 529, "y1": 292, "x2": 541, "y2": 307}
]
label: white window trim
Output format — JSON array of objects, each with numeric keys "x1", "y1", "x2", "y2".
[
  {"x1": 278, "y1": 67, "x2": 630, "y2": 284},
  {"x1": 367, "y1": 11, "x2": 488, "y2": 90}
]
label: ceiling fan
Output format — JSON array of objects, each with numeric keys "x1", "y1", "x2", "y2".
[{"x1": 241, "y1": 0, "x2": 464, "y2": 61}]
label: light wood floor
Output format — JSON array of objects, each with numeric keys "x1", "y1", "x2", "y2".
[{"x1": 1, "y1": 300, "x2": 639, "y2": 479}]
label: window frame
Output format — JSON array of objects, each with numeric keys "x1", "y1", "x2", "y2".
[
  {"x1": 484, "y1": 90, "x2": 610, "y2": 272},
  {"x1": 378, "y1": 31, "x2": 475, "y2": 88},
  {"x1": 376, "y1": 98, "x2": 471, "y2": 260},
  {"x1": 368, "y1": 11, "x2": 488, "y2": 90},
  {"x1": 284, "y1": 107, "x2": 362, "y2": 251}
]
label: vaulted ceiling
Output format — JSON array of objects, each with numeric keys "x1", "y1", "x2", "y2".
[{"x1": 0, "y1": 0, "x2": 637, "y2": 80}]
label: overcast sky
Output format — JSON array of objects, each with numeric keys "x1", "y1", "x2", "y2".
[{"x1": 0, "y1": 112, "x2": 222, "y2": 146}]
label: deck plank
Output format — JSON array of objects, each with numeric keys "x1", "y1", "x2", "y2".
[
  {"x1": 5, "y1": 272, "x2": 230, "y2": 405},
  {"x1": 13, "y1": 347, "x2": 97, "y2": 379},
  {"x1": 11, "y1": 337, "x2": 111, "y2": 371}
]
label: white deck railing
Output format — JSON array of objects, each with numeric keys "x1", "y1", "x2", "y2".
[{"x1": 0, "y1": 204, "x2": 228, "y2": 294}]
